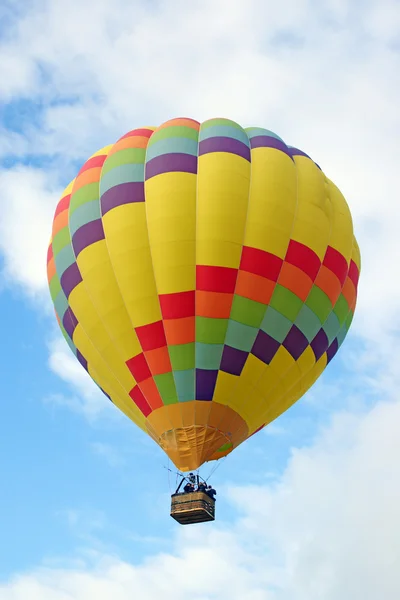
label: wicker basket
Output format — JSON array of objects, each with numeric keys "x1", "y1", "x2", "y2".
[{"x1": 170, "y1": 491, "x2": 216, "y2": 525}]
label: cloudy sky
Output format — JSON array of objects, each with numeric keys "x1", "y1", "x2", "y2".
[{"x1": 0, "y1": 0, "x2": 399, "y2": 598}]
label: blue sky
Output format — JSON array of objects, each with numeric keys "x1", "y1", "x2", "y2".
[{"x1": 0, "y1": 1, "x2": 399, "y2": 599}]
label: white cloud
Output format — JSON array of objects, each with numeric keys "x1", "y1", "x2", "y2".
[
  {"x1": 1, "y1": 397, "x2": 399, "y2": 599},
  {"x1": 0, "y1": 166, "x2": 60, "y2": 298},
  {"x1": 45, "y1": 335, "x2": 114, "y2": 421}
]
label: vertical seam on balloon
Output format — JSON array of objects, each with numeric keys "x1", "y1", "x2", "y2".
[
  {"x1": 194, "y1": 121, "x2": 200, "y2": 472},
  {"x1": 67, "y1": 162, "x2": 150, "y2": 431},
  {"x1": 195, "y1": 119, "x2": 250, "y2": 462},
  {"x1": 195, "y1": 121, "x2": 225, "y2": 469},
  {"x1": 196, "y1": 120, "x2": 226, "y2": 467},
  {"x1": 142, "y1": 128, "x2": 179, "y2": 446},
  {"x1": 98, "y1": 134, "x2": 164, "y2": 437},
  {"x1": 140, "y1": 129, "x2": 177, "y2": 441},
  {"x1": 207, "y1": 122, "x2": 254, "y2": 454}
]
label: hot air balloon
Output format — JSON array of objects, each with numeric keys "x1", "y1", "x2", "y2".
[{"x1": 47, "y1": 117, "x2": 360, "y2": 523}]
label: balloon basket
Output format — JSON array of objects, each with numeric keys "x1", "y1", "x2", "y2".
[{"x1": 170, "y1": 491, "x2": 216, "y2": 525}]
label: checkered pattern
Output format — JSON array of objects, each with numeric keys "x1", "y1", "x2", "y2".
[{"x1": 47, "y1": 116, "x2": 361, "y2": 466}]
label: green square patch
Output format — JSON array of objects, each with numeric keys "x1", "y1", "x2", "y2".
[
  {"x1": 148, "y1": 125, "x2": 199, "y2": 144},
  {"x1": 333, "y1": 294, "x2": 350, "y2": 325},
  {"x1": 154, "y1": 372, "x2": 178, "y2": 404},
  {"x1": 168, "y1": 343, "x2": 195, "y2": 371},
  {"x1": 49, "y1": 276, "x2": 62, "y2": 301},
  {"x1": 196, "y1": 317, "x2": 228, "y2": 344},
  {"x1": 306, "y1": 286, "x2": 332, "y2": 323},
  {"x1": 52, "y1": 228, "x2": 71, "y2": 256},
  {"x1": 270, "y1": 284, "x2": 303, "y2": 322},
  {"x1": 345, "y1": 311, "x2": 354, "y2": 330},
  {"x1": 69, "y1": 182, "x2": 99, "y2": 212},
  {"x1": 230, "y1": 295, "x2": 266, "y2": 328},
  {"x1": 101, "y1": 148, "x2": 146, "y2": 175}
]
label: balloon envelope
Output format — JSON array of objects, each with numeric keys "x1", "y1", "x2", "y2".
[{"x1": 47, "y1": 117, "x2": 361, "y2": 471}]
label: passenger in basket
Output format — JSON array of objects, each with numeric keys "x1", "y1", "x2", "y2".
[
  {"x1": 205, "y1": 485, "x2": 216, "y2": 500},
  {"x1": 197, "y1": 480, "x2": 206, "y2": 492}
]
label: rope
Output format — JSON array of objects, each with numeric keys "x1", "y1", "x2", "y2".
[
  {"x1": 203, "y1": 456, "x2": 226, "y2": 483},
  {"x1": 167, "y1": 459, "x2": 171, "y2": 494}
]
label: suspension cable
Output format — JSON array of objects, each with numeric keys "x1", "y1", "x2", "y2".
[{"x1": 203, "y1": 456, "x2": 226, "y2": 483}]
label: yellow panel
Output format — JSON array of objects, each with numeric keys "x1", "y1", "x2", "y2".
[
  {"x1": 296, "y1": 345, "x2": 317, "y2": 376},
  {"x1": 325, "y1": 178, "x2": 354, "y2": 259},
  {"x1": 102, "y1": 203, "x2": 162, "y2": 327},
  {"x1": 145, "y1": 173, "x2": 197, "y2": 242},
  {"x1": 229, "y1": 386, "x2": 265, "y2": 427},
  {"x1": 255, "y1": 364, "x2": 286, "y2": 398},
  {"x1": 197, "y1": 152, "x2": 250, "y2": 268},
  {"x1": 195, "y1": 240, "x2": 243, "y2": 269},
  {"x1": 145, "y1": 171, "x2": 197, "y2": 294},
  {"x1": 269, "y1": 346, "x2": 295, "y2": 377},
  {"x1": 148, "y1": 241, "x2": 195, "y2": 292},
  {"x1": 277, "y1": 361, "x2": 303, "y2": 394},
  {"x1": 69, "y1": 283, "x2": 135, "y2": 391},
  {"x1": 228, "y1": 376, "x2": 256, "y2": 405},
  {"x1": 215, "y1": 353, "x2": 268, "y2": 427},
  {"x1": 76, "y1": 241, "x2": 142, "y2": 360},
  {"x1": 244, "y1": 147, "x2": 297, "y2": 258},
  {"x1": 103, "y1": 203, "x2": 149, "y2": 247},
  {"x1": 291, "y1": 156, "x2": 331, "y2": 260},
  {"x1": 239, "y1": 353, "x2": 266, "y2": 383},
  {"x1": 213, "y1": 371, "x2": 241, "y2": 405}
]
